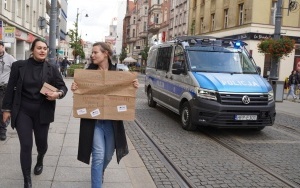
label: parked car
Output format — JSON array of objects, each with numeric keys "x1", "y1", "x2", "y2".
[{"x1": 116, "y1": 64, "x2": 129, "y2": 71}]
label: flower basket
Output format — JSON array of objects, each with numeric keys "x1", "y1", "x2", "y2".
[{"x1": 257, "y1": 37, "x2": 295, "y2": 59}]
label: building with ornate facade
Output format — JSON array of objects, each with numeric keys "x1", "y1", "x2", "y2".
[{"x1": 188, "y1": 0, "x2": 300, "y2": 80}]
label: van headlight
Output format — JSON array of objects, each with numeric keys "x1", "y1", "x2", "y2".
[
  {"x1": 268, "y1": 90, "x2": 274, "y2": 101},
  {"x1": 195, "y1": 87, "x2": 217, "y2": 101}
]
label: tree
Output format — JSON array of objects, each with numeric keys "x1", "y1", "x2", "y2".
[
  {"x1": 141, "y1": 45, "x2": 150, "y2": 62},
  {"x1": 68, "y1": 18, "x2": 85, "y2": 62},
  {"x1": 119, "y1": 47, "x2": 127, "y2": 63}
]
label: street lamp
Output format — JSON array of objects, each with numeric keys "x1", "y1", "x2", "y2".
[
  {"x1": 75, "y1": 8, "x2": 89, "y2": 45},
  {"x1": 74, "y1": 8, "x2": 88, "y2": 63}
]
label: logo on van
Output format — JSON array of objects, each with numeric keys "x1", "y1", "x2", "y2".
[{"x1": 242, "y1": 95, "x2": 250, "y2": 104}]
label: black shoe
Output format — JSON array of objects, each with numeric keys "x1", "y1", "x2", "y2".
[
  {"x1": 0, "y1": 133, "x2": 6, "y2": 141},
  {"x1": 22, "y1": 168, "x2": 32, "y2": 188},
  {"x1": 34, "y1": 153, "x2": 45, "y2": 175}
]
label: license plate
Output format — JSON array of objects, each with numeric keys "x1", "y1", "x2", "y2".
[{"x1": 235, "y1": 115, "x2": 257, "y2": 121}]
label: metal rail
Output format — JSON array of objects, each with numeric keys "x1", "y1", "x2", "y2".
[
  {"x1": 134, "y1": 119, "x2": 196, "y2": 188},
  {"x1": 201, "y1": 129, "x2": 300, "y2": 188}
]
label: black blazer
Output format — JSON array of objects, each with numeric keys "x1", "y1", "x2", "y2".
[{"x1": 2, "y1": 59, "x2": 68, "y2": 129}]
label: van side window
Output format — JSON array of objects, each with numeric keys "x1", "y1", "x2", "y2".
[
  {"x1": 173, "y1": 46, "x2": 186, "y2": 70},
  {"x1": 147, "y1": 48, "x2": 157, "y2": 68},
  {"x1": 156, "y1": 47, "x2": 172, "y2": 71}
]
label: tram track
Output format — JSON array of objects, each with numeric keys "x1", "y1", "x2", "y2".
[
  {"x1": 134, "y1": 119, "x2": 197, "y2": 188},
  {"x1": 201, "y1": 129, "x2": 300, "y2": 188},
  {"x1": 134, "y1": 117, "x2": 300, "y2": 188}
]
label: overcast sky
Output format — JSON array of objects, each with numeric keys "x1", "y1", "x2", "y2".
[{"x1": 66, "y1": 0, "x2": 126, "y2": 43}]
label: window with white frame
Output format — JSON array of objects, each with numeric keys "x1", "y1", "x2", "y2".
[
  {"x1": 4, "y1": 0, "x2": 11, "y2": 11},
  {"x1": 211, "y1": 13, "x2": 215, "y2": 31},
  {"x1": 164, "y1": 8, "x2": 168, "y2": 22},
  {"x1": 26, "y1": 5, "x2": 30, "y2": 23},
  {"x1": 200, "y1": 17, "x2": 204, "y2": 33},
  {"x1": 33, "y1": 11, "x2": 36, "y2": 27},
  {"x1": 17, "y1": 0, "x2": 22, "y2": 17},
  {"x1": 144, "y1": 22, "x2": 147, "y2": 31},
  {"x1": 238, "y1": 3, "x2": 244, "y2": 25},
  {"x1": 224, "y1": 9, "x2": 228, "y2": 28},
  {"x1": 154, "y1": 14, "x2": 159, "y2": 24}
]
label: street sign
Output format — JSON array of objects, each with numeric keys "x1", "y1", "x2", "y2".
[{"x1": 3, "y1": 26, "x2": 15, "y2": 43}]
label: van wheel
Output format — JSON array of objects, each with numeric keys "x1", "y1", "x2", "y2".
[
  {"x1": 147, "y1": 88, "x2": 157, "y2": 107},
  {"x1": 180, "y1": 102, "x2": 197, "y2": 131}
]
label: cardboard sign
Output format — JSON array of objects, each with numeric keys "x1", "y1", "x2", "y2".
[
  {"x1": 73, "y1": 69, "x2": 137, "y2": 121},
  {"x1": 40, "y1": 82, "x2": 58, "y2": 95}
]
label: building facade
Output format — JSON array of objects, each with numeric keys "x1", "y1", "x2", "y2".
[
  {"x1": 0, "y1": 0, "x2": 47, "y2": 59},
  {"x1": 0, "y1": 0, "x2": 69, "y2": 60},
  {"x1": 188, "y1": 0, "x2": 300, "y2": 80},
  {"x1": 169, "y1": 0, "x2": 189, "y2": 39}
]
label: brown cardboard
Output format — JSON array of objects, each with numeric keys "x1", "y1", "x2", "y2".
[
  {"x1": 40, "y1": 82, "x2": 58, "y2": 95},
  {"x1": 73, "y1": 69, "x2": 137, "y2": 121}
]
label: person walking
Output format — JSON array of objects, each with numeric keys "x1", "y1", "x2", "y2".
[
  {"x1": 71, "y1": 42, "x2": 139, "y2": 188},
  {"x1": 0, "y1": 41, "x2": 16, "y2": 141},
  {"x1": 285, "y1": 70, "x2": 299, "y2": 101},
  {"x1": 60, "y1": 56, "x2": 69, "y2": 77},
  {"x1": 1, "y1": 38, "x2": 68, "y2": 188}
]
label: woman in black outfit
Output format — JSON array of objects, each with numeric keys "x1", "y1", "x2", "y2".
[{"x1": 2, "y1": 38, "x2": 68, "y2": 188}]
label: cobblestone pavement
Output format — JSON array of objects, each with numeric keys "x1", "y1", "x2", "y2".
[{"x1": 125, "y1": 74, "x2": 300, "y2": 188}]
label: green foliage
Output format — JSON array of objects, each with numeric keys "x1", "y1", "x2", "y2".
[
  {"x1": 67, "y1": 63, "x2": 85, "y2": 77},
  {"x1": 119, "y1": 48, "x2": 127, "y2": 63},
  {"x1": 141, "y1": 46, "x2": 150, "y2": 61},
  {"x1": 68, "y1": 22, "x2": 85, "y2": 60},
  {"x1": 257, "y1": 37, "x2": 295, "y2": 59}
]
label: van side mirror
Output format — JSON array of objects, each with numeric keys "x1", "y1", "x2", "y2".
[
  {"x1": 171, "y1": 62, "x2": 185, "y2": 75},
  {"x1": 172, "y1": 68, "x2": 185, "y2": 75},
  {"x1": 256, "y1": 66, "x2": 261, "y2": 75}
]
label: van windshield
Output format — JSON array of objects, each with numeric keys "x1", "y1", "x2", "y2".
[{"x1": 186, "y1": 50, "x2": 258, "y2": 74}]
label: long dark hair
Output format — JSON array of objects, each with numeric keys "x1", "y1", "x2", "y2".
[{"x1": 88, "y1": 42, "x2": 115, "y2": 70}]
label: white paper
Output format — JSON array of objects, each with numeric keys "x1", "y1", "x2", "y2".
[
  {"x1": 117, "y1": 105, "x2": 127, "y2": 112},
  {"x1": 77, "y1": 108, "x2": 87, "y2": 115},
  {"x1": 90, "y1": 109, "x2": 101, "y2": 117}
]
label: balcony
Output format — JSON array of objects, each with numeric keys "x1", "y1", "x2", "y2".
[
  {"x1": 148, "y1": 4, "x2": 161, "y2": 14},
  {"x1": 127, "y1": 36, "x2": 137, "y2": 43},
  {"x1": 148, "y1": 23, "x2": 160, "y2": 33},
  {"x1": 139, "y1": 31, "x2": 148, "y2": 38}
]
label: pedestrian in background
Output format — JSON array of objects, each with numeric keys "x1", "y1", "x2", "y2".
[
  {"x1": 1, "y1": 38, "x2": 68, "y2": 188},
  {"x1": 60, "y1": 56, "x2": 69, "y2": 77},
  {"x1": 285, "y1": 70, "x2": 299, "y2": 101},
  {"x1": 71, "y1": 42, "x2": 139, "y2": 188},
  {"x1": 0, "y1": 41, "x2": 16, "y2": 141}
]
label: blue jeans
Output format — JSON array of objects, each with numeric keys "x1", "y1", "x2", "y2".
[
  {"x1": 91, "y1": 120, "x2": 115, "y2": 188},
  {"x1": 286, "y1": 84, "x2": 296, "y2": 99}
]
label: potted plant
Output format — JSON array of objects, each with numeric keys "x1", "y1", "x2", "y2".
[{"x1": 258, "y1": 36, "x2": 295, "y2": 59}]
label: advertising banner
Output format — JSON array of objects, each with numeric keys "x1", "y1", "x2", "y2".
[{"x1": 3, "y1": 26, "x2": 15, "y2": 43}]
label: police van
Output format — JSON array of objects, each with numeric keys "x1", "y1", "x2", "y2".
[{"x1": 145, "y1": 36, "x2": 275, "y2": 131}]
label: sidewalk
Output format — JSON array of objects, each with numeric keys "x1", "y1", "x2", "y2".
[{"x1": 0, "y1": 78, "x2": 156, "y2": 188}]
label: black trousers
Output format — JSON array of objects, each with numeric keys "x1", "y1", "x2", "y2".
[
  {"x1": 0, "y1": 88, "x2": 7, "y2": 133},
  {"x1": 15, "y1": 100, "x2": 50, "y2": 172}
]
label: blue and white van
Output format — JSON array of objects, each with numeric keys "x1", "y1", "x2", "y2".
[{"x1": 145, "y1": 36, "x2": 275, "y2": 131}]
